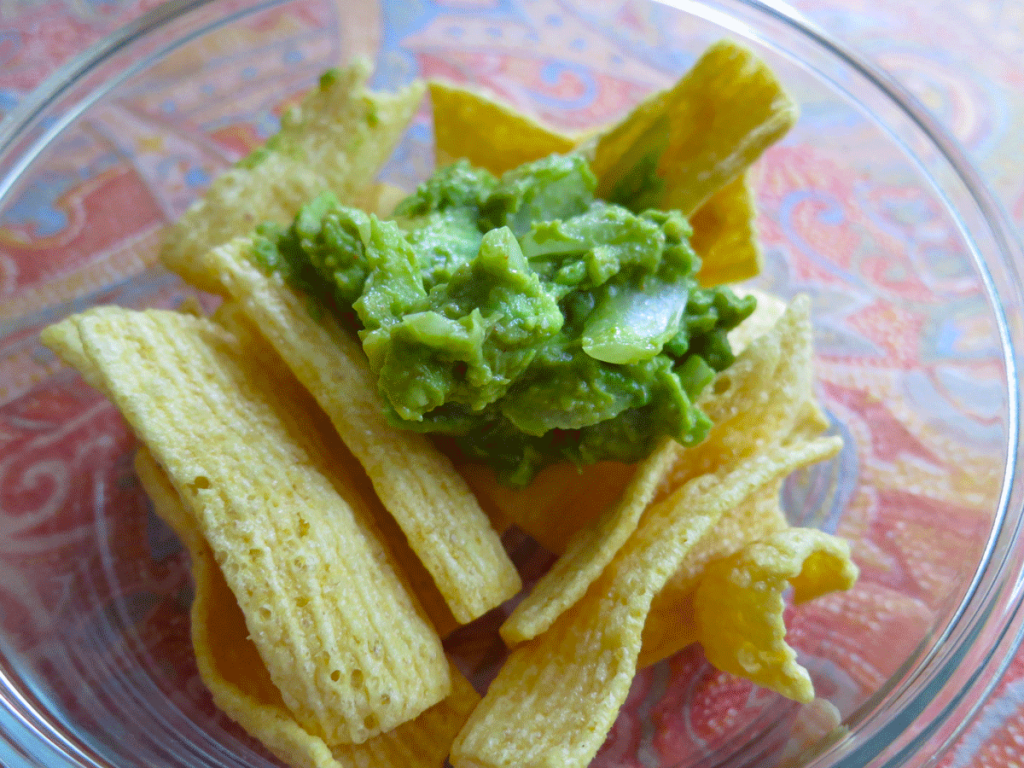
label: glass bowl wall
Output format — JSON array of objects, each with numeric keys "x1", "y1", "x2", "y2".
[{"x1": 0, "y1": 1, "x2": 1022, "y2": 767}]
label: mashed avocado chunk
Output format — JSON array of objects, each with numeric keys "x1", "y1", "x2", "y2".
[{"x1": 251, "y1": 154, "x2": 755, "y2": 486}]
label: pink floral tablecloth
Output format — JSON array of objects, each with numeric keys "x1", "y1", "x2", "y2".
[{"x1": 0, "y1": 1, "x2": 1022, "y2": 767}]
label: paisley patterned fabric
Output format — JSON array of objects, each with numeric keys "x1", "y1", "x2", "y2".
[{"x1": 0, "y1": 1, "x2": 1021, "y2": 766}]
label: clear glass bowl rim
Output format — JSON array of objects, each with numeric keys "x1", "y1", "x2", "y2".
[{"x1": 1, "y1": 1, "x2": 1023, "y2": 767}]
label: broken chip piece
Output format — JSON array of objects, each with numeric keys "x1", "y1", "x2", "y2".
[{"x1": 695, "y1": 527, "x2": 859, "y2": 703}]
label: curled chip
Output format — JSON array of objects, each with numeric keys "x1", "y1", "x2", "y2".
[
  {"x1": 451, "y1": 435, "x2": 842, "y2": 768},
  {"x1": 41, "y1": 308, "x2": 449, "y2": 744},
  {"x1": 202, "y1": 239, "x2": 521, "y2": 624},
  {"x1": 694, "y1": 528, "x2": 859, "y2": 703},
  {"x1": 636, "y1": 396, "x2": 833, "y2": 671},
  {"x1": 428, "y1": 80, "x2": 577, "y2": 175},
  {"x1": 162, "y1": 60, "x2": 425, "y2": 293},
  {"x1": 134, "y1": 449, "x2": 478, "y2": 768},
  {"x1": 591, "y1": 39, "x2": 798, "y2": 216},
  {"x1": 636, "y1": 295, "x2": 828, "y2": 665},
  {"x1": 639, "y1": 479, "x2": 787, "y2": 668}
]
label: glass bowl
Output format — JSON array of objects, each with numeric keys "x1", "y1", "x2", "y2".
[{"x1": 1, "y1": 0, "x2": 1023, "y2": 766}]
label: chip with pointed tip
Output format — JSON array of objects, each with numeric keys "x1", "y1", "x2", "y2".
[
  {"x1": 428, "y1": 80, "x2": 577, "y2": 175},
  {"x1": 591, "y1": 39, "x2": 798, "y2": 216},
  {"x1": 638, "y1": 479, "x2": 787, "y2": 669}
]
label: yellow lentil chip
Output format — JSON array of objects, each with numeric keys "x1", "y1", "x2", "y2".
[
  {"x1": 591, "y1": 39, "x2": 798, "y2": 216},
  {"x1": 42, "y1": 308, "x2": 450, "y2": 744},
  {"x1": 499, "y1": 438, "x2": 680, "y2": 645},
  {"x1": 695, "y1": 528, "x2": 859, "y2": 703},
  {"x1": 690, "y1": 171, "x2": 763, "y2": 287},
  {"x1": 162, "y1": 60, "x2": 425, "y2": 293},
  {"x1": 450, "y1": 435, "x2": 841, "y2": 768},
  {"x1": 134, "y1": 448, "x2": 478, "y2": 766},
  {"x1": 202, "y1": 239, "x2": 522, "y2": 624},
  {"x1": 428, "y1": 80, "x2": 577, "y2": 175}
]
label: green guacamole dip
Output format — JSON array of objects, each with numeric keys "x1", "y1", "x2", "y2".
[{"x1": 251, "y1": 154, "x2": 755, "y2": 486}]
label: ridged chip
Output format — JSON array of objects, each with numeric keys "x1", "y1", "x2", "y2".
[
  {"x1": 202, "y1": 239, "x2": 521, "y2": 624},
  {"x1": 636, "y1": 399, "x2": 836, "y2": 671},
  {"x1": 451, "y1": 435, "x2": 841, "y2": 768},
  {"x1": 134, "y1": 449, "x2": 478, "y2": 767},
  {"x1": 162, "y1": 60, "x2": 425, "y2": 293},
  {"x1": 635, "y1": 296, "x2": 828, "y2": 665},
  {"x1": 695, "y1": 528, "x2": 859, "y2": 703},
  {"x1": 42, "y1": 308, "x2": 449, "y2": 744},
  {"x1": 213, "y1": 302, "x2": 459, "y2": 639},
  {"x1": 591, "y1": 39, "x2": 798, "y2": 215},
  {"x1": 428, "y1": 80, "x2": 577, "y2": 174}
]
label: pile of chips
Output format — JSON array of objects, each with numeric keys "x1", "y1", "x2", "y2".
[{"x1": 41, "y1": 41, "x2": 858, "y2": 768}]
